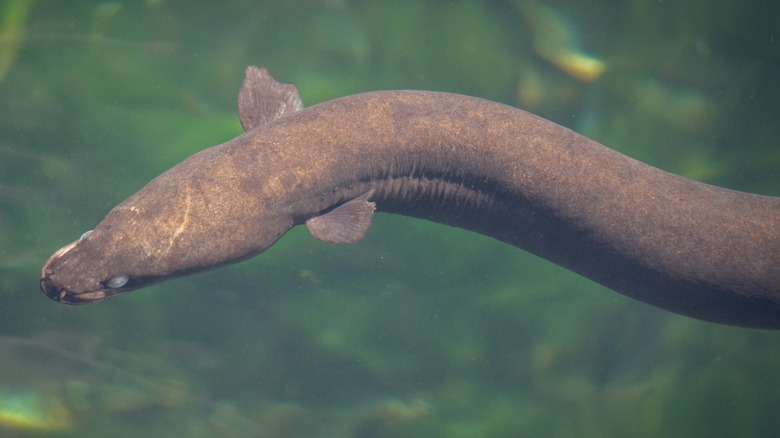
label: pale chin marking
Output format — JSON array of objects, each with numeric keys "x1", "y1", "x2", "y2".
[{"x1": 74, "y1": 290, "x2": 107, "y2": 301}]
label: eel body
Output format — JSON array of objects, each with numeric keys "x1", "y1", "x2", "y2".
[{"x1": 40, "y1": 67, "x2": 780, "y2": 328}]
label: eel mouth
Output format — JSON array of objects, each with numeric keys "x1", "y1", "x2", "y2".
[
  {"x1": 39, "y1": 276, "x2": 115, "y2": 305},
  {"x1": 39, "y1": 235, "x2": 121, "y2": 305}
]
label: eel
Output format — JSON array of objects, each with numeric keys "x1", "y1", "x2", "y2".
[{"x1": 40, "y1": 66, "x2": 780, "y2": 329}]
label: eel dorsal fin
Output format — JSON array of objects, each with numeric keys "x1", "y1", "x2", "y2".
[{"x1": 237, "y1": 66, "x2": 303, "y2": 131}]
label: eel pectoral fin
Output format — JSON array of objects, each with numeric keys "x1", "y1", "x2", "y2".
[
  {"x1": 238, "y1": 66, "x2": 304, "y2": 131},
  {"x1": 305, "y1": 191, "x2": 376, "y2": 244}
]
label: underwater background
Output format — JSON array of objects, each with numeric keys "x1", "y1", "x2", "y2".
[{"x1": 2, "y1": 0, "x2": 779, "y2": 436}]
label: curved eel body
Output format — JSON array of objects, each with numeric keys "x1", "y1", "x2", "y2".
[{"x1": 41, "y1": 67, "x2": 780, "y2": 328}]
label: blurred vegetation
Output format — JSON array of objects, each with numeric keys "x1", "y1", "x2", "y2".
[{"x1": 1, "y1": 0, "x2": 779, "y2": 436}]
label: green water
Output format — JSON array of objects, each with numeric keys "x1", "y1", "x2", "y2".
[{"x1": 2, "y1": 0, "x2": 779, "y2": 436}]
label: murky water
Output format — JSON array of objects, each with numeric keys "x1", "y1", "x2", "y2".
[{"x1": 2, "y1": 0, "x2": 779, "y2": 436}]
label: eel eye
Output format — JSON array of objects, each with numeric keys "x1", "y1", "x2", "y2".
[{"x1": 105, "y1": 275, "x2": 129, "y2": 289}]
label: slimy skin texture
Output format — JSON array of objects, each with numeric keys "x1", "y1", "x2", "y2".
[{"x1": 41, "y1": 67, "x2": 780, "y2": 328}]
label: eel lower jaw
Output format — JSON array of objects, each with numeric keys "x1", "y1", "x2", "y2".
[{"x1": 40, "y1": 276, "x2": 125, "y2": 305}]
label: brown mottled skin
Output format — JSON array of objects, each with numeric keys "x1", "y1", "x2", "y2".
[{"x1": 41, "y1": 67, "x2": 780, "y2": 328}]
